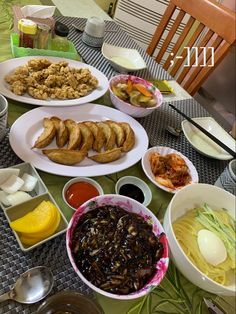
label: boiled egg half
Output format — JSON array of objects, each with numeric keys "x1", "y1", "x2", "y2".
[{"x1": 197, "y1": 229, "x2": 227, "y2": 266}]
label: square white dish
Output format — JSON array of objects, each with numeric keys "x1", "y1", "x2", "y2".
[
  {"x1": 182, "y1": 117, "x2": 236, "y2": 160},
  {"x1": 4, "y1": 193, "x2": 68, "y2": 252},
  {"x1": 102, "y1": 42, "x2": 146, "y2": 72},
  {"x1": 0, "y1": 162, "x2": 47, "y2": 210}
]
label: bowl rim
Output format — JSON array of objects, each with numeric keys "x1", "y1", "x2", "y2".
[
  {"x1": 109, "y1": 75, "x2": 163, "y2": 111},
  {"x1": 166, "y1": 183, "x2": 236, "y2": 292},
  {"x1": 141, "y1": 146, "x2": 199, "y2": 194},
  {"x1": 37, "y1": 290, "x2": 103, "y2": 313},
  {"x1": 66, "y1": 194, "x2": 169, "y2": 300},
  {"x1": 115, "y1": 175, "x2": 152, "y2": 206},
  {"x1": 62, "y1": 176, "x2": 104, "y2": 211}
]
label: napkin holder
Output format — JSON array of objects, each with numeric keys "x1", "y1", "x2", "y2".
[{"x1": 12, "y1": 5, "x2": 55, "y2": 32}]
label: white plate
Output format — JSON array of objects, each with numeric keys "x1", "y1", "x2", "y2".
[
  {"x1": 141, "y1": 146, "x2": 199, "y2": 194},
  {"x1": 182, "y1": 117, "x2": 236, "y2": 160},
  {"x1": 0, "y1": 56, "x2": 109, "y2": 106},
  {"x1": 9, "y1": 104, "x2": 149, "y2": 177}
]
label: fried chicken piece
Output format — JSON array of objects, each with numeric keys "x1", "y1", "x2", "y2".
[
  {"x1": 5, "y1": 74, "x2": 25, "y2": 84},
  {"x1": 5, "y1": 59, "x2": 98, "y2": 100},
  {"x1": 27, "y1": 59, "x2": 52, "y2": 71},
  {"x1": 14, "y1": 66, "x2": 29, "y2": 76},
  {"x1": 11, "y1": 81, "x2": 27, "y2": 95},
  {"x1": 28, "y1": 86, "x2": 48, "y2": 100}
]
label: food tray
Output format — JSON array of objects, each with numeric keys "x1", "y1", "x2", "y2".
[
  {"x1": 1, "y1": 162, "x2": 68, "y2": 252},
  {"x1": 10, "y1": 33, "x2": 79, "y2": 60}
]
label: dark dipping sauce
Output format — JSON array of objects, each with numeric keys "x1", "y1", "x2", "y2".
[
  {"x1": 119, "y1": 184, "x2": 144, "y2": 204},
  {"x1": 71, "y1": 205, "x2": 163, "y2": 295}
]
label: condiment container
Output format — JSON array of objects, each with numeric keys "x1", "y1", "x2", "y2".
[
  {"x1": 82, "y1": 16, "x2": 105, "y2": 48},
  {"x1": 62, "y1": 177, "x2": 104, "y2": 210},
  {"x1": 115, "y1": 176, "x2": 152, "y2": 206},
  {"x1": 37, "y1": 24, "x2": 51, "y2": 49},
  {"x1": 51, "y1": 21, "x2": 69, "y2": 52},
  {"x1": 18, "y1": 18, "x2": 37, "y2": 48}
]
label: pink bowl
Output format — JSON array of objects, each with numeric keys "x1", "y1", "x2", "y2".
[
  {"x1": 66, "y1": 194, "x2": 169, "y2": 300},
  {"x1": 109, "y1": 75, "x2": 163, "y2": 118}
]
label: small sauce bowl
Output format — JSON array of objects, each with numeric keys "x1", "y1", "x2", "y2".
[
  {"x1": 115, "y1": 176, "x2": 152, "y2": 206},
  {"x1": 62, "y1": 177, "x2": 104, "y2": 211}
]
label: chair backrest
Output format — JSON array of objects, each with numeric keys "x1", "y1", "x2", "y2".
[{"x1": 146, "y1": 0, "x2": 236, "y2": 95}]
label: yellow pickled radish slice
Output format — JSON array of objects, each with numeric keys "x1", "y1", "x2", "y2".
[
  {"x1": 21, "y1": 204, "x2": 61, "y2": 239},
  {"x1": 10, "y1": 200, "x2": 54, "y2": 233},
  {"x1": 20, "y1": 210, "x2": 61, "y2": 245}
]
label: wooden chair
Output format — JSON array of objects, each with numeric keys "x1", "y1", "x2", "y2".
[{"x1": 146, "y1": 0, "x2": 236, "y2": 95}]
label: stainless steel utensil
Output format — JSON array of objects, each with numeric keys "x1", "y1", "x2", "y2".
[
  {"x1": 166, "y1": 125, "x2": 182, "y2": 137},
  {"x1": 0, "y1": 266, "x2": 54, "y2": 304},
  {"x1": 204, "y1": 298, "x2": 226, "y2": 314}
]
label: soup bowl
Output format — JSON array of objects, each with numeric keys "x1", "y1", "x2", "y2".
[{"x1": 163, "y1": 183, "x2": 235, "y2": 296}]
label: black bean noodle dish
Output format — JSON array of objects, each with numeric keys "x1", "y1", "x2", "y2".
[{"x1": 71, "y1": 205, "x2": 164, "y2": 295}]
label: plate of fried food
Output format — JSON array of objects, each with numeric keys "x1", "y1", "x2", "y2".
[
  {"x1": 142, "y1": 146, "x2": 198, "y2": 193},
  {"x1": 0, "y1": 56, "x2": 109, "y2": 106},
  {"x1": 9, "y1": 104, "x2": 149, "y2": 177}
]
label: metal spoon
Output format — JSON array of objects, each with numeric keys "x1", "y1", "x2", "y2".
[
  {"x1": 0, "y1": 266, "x2": 54, "y2": 304},
  {"x1": 166, "y1": 125, "x2": 182, "y2": 137}
]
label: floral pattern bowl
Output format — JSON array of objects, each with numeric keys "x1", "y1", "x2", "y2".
[
  {"x1": 109, "y1": 75, "x2": 163, "y2": 118},
  {"x1": 66, "y1": 194, "x2": 169, "y2": 300}
]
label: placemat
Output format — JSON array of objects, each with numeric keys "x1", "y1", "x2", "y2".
[
  {"x1": 55, "y1": 16, "x2": 172, "y2": 81},
  {"x1": 0, "y1": 209, "x2": 93, "y2": 314},
  {"x1": 139, "y1": 98, "x2": 229, "y2": 184},
  {"x1": 0, "y1": 131, "x2": 93, "y2": 313}
]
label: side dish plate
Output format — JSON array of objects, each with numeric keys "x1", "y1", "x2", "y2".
[
  {"x1": 182, "y1": 117, "x2": 236, "y2": 160},
  {"x1": 0, "y1": 56, "x2": 109, "y2": 106},
  {"x1": 9, "y1": 104, "x2": 149, "y2": 177},
  {"x1": 142, "y1": 146, "x2": 199, "y2": 194}
]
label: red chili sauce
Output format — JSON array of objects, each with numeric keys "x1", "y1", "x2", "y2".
[{"x1": 65, "y1": 182, "x2": 99, "y2": 209}]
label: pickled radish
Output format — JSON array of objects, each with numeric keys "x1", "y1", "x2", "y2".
[
  {"x1": 0, "y1": 169, "x2": 20, "y2": 186},
  {"x1": 0, "y1": 191, "x2": 11, "y2": 206},
  {"x1": 6, "y1": 191, "x2": 32, "y2": 206},
  {"x1": 20, "y1": 173, "x2": 38, "y2": 192},
  {"x1": 0, "y1": 175, "x2": 24, "y2": 194}
]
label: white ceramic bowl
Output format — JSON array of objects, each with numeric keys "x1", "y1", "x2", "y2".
[
  {"x1": 115, "y1": 175, "x2": 152, "y2": 206},
  {"x1": 66, "y1": 194, "x2": 169, "y2": 300},
  {"x1": 102, "y1": 43, "x2": 146, "y2": 73},
  {"x1": 182, "y1": 117, "x2": 236, "y2": 160},
  {"x1": 62, "y1": 177, "x2": 104, "y2": 211},
  {"x1": 109, "y1": 75, "x2": 163, "y2": 118},
  {"x1": 163, "y1": 183, "x2": 236, "y2": 296},
  {"x1": 142, "y1": 146, "x2": 199, "y2": 193}
]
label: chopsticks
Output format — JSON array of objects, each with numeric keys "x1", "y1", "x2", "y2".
[{"x1": 169, "y1": 104, "x2": 236, "y2": 158}]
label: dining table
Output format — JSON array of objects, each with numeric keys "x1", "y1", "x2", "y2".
[{"x1": 0, "y1": 0, "x2": 235, "y2": 314}]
